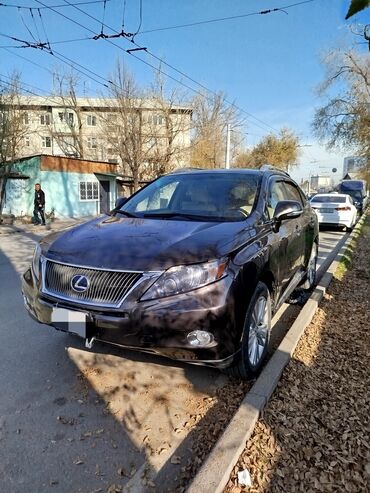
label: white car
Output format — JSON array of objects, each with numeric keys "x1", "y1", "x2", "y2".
[{"x1": 310, "y1": 193, "x2": 357, "y2": 231}]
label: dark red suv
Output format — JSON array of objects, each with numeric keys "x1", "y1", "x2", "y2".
[{"x1": 22, "y1": 167, "x2": 318, "y2": 378}]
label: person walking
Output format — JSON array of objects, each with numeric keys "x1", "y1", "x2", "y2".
[{"x1": 33, "y1": 183, "x2": 46, "y2": 225}]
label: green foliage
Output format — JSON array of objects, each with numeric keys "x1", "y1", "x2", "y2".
[
  {"x1": 234, "y1": 129, "x2": 300, "y2": 171},
  {"x1": 345, "y1": 0, "x2": 370, "y2": 19}
]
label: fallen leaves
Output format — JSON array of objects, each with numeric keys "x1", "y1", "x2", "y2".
[{"x1": 224, "y1": 219, "x2": 370, "y2": 492}]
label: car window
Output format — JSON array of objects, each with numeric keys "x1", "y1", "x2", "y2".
[
  {"x1": 266, "y1": 180, "x2": 287, "y2": 218},
  {"x1": 311, "y1": 195, "x2": 346, "y2": 203},
  {"x1": 282, "y1": 182, "x2": 304, "y2": 205},
  {"x1": 135, "y1": 181, "x2": 179, "y2": 212},
  {"x1": 123, "y1": 173, "x2": 261, "y2": 221}
]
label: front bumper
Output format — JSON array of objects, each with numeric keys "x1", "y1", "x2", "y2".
[{"x1": 22, "y1": 267, "x2": 240, "y2": 368}]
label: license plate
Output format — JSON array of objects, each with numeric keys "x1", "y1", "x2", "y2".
[
  {"x1": 319, "y1": 208, "x2": 334, "y2": 213},
  {"x1": 51, "y1": 308, "x2": 86, "y2": 338}
]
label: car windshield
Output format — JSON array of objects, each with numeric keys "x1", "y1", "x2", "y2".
[
  {"x1": 311, "y1": 195, "x2": 346, "y2": 203},
  {"x1": 120, "y1": 172, "x2": 261, "y2": 221}
]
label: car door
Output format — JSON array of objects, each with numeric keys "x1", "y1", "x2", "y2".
[
  {"x1": 266, "y1": 178, "x2": 305, "y2": 295},
  {"x1": 280, "y1": 180, "x2": 314, "y2": 271}
]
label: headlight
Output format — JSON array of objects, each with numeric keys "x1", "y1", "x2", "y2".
[
  {"x1": 141, "y1": 259, "x2": 228, "y2": 301},
  {"x1": 32, "y1": 243, "x2": 42, "y2": 280}
]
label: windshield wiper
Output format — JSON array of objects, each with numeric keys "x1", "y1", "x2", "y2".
[
  {"x1": 141, "y1": 212, "x2": 224, "y2": 221},
  {"x1": 113, "y1": 209, "x2": 138, "y2": 218}
]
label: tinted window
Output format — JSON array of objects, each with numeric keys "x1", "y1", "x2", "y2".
[
  {"x1": 311, "y1": 196, "x2": 346, "y2": 203},
  {"x1": 282, "y1": 182, "x2": 304, "y2": 205},
  {"x1": 122, "y1": 173, "x2": 261, "y2": 221},
  {"x1": 267, "y1": 181, "x2": 287, "y2": 218}
]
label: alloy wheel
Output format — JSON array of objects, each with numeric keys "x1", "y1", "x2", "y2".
[{"x1": 247, "y1": 295, "x2": 269, "y2": 367}]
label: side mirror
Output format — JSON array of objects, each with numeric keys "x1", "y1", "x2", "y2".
[
  {"x1": 273, "y1": 200, "x2": 303, "y2": 231},
  {"x1": 115, "y1": 196, "x2": 128, "y2": 209}
]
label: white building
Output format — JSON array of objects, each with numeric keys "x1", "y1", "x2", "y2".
[
  {"x1": 310, "y1": 175, "x2": 333, "y2": 193},
  {"x1": 7, "y1": 96, "x2": 192, "y2": 174}
]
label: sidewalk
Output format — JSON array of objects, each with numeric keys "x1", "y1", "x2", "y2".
[
  {"x1": 225, "y1": 214, "x2": 370, "y2": 493},
  {"x1": 0, "y1": 216, "x2": 95, "y2": 236}
]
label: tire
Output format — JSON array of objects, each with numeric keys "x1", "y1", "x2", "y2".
[
  {"x1": 302, "y1": 242, "x2": 318, "y2": 290},
  {"x1": 224, "y1": 282, "x2": 271, "y2": 379}
]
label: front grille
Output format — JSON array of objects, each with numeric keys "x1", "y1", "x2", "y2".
[{"x1": 43, "y1": 260, "x2": 143, "y2": 307}]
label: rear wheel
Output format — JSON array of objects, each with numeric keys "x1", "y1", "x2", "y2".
[
  {"x1": 225, "y1": 282, "x2": 271, "y2": 379},
  {"x1": 303, "y1": 242, "x2": 318, "y2": 291}
]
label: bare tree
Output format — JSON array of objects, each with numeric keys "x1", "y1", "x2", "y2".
[
  {"x1": 98, "y1": 63, "x2": 147, "y2": 191},
  {"x1": 99, "y1": 63, "x2": 193, "y2": 190},
  {"x1": 190, "y1": 92, "x2": 243, "y2": 168},
  {"x1": 143, "y1": 71, "x2": 192, "y2": 177},
  {"x1": 313, "y1": 49, "x2": 370, "y2": 165},
  {"x1": 50, "y1": 70, "x2": 85, "y2": 158},
  {"x1": 0, "y1": 73, "x2": 29, "y2": 213}
]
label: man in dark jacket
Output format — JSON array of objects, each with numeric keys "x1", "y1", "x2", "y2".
[{"x1": 33, "y1": 183, "x2": 46, "y2": 225}]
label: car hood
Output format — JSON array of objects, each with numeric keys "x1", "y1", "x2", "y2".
[{"x1": 41, "y1": 215, "x2": 256, "y2": 271}]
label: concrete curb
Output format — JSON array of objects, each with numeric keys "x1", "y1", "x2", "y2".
[{"x1": 186, "y1": 214, "x2": 367, "y2": 493}]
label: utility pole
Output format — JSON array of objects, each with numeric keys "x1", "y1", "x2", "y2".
[{"x1": 225, "y1": 123, "x2": 231, "y2": 169}]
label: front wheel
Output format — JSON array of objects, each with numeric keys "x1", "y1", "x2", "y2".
[{"x1": 225, "y1": 282, "x2": 271, "y2": 379}]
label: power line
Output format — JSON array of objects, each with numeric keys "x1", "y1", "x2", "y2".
[
  {"x1": 4, "y1": 0, "x2": 306, "y2": 134},
  {"x1": 1, "y1": 46, "x2": 54, "y2": 73},
  {"x1": 59, "y1": 0, "x2": 282, "y2": 133},
  {"x1": 137, "y1": 0, "x2": 315, "y2": 35},
  {"x1": 0, "y1": 0, "x2": 110, "y2": 9},
  {"x1": 0, "y1": 71, "x2": 48, "y2": 93},
  {"x1": 132, "y1": 0, "x2": 142, "y2": 40}
]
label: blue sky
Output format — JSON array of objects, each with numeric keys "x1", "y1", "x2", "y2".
[{"x1": 0, "y1": 0, "x2": 369, "y2": 183}]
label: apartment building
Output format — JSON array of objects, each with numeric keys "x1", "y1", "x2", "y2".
[{"x1": 8, "y1": 96, "x2": 192, "y2": 173}]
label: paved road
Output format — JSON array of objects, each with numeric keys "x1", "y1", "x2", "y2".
[{"x1": 0, "y1": 225, "x2": 347, "y2": 492}]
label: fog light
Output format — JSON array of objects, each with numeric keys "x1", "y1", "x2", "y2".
[{"x1": 187, "y1": 330, "x2": 214, "y2": 347}]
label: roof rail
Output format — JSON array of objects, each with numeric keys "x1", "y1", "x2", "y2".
[
  {"x1": 169, "y1": 167, "x2": 205, "y2": 173},
  {"x1": 259, "y1": 164, "x2": 291, "y2": 176}
]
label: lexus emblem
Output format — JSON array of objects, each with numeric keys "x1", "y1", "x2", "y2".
[{"x1": 71, "y1": 274, "x2": 90, "y2": 293}]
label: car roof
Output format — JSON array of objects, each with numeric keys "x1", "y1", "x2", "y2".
[{"x1": 169, "y1": 166, "x2": 290, "y2": 178}]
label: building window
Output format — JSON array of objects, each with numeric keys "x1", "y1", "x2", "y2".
[
  {"x1": 24, "y1": 136, "x2": 30, "y2": 146},
  {"x1": 87, "y1": 115, "x2": 97, "y2": 126},
  {"x1": 41, "y1": 136, "x2": 52, "y2": 148},
  {"x1": 40, "y1": 113, "x2": 51, "y2": 125},
  {"x1": 107, "y1": 113, "x2": 118, "y2": 123},
  {"x1": 58, "y1": 112, "x2": 74, "y2": 125},
  {"x1": 87, "y1": 137, "x2": 97, "y2": 149},
  {"x1": 147, "y1": 114, "x2": 164, "y2": 125},
  {"x1": 108, "y1": 159, "x2": 118, "y2": 164},
  {"x1": 79, "y1": 181, "x2": 99, "y2": 201},
  {"x1": 22, "y1": 113, "x2": 29, "y2": 124}
]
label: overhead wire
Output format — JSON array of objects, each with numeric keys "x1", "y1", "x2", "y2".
[
  {"x1": 121, "y1": 0, "x2": 127, "y2": 30},
  {"x1": 29, "y1": 7, "x2": 42, "y2": 43},
  {"x1": 3, "y1": 0, "x2": 313, "y2": 135},
  {"x1": 132, "y1": 0, "x2": 142, "y2": 41},
  {"x1": 59, "y1": 0, "x2": 282, "y2": 133},
  {"x1": 17, "y1": 6, "x2": 38, "y2": 42},
  {"x1": 137, "y1": 0, "x2": 314, "y2": 35},
  {"x1": 0, "y1": 0, "x2": 110, "y2": 9},
  {"x1": 37, "y1": 7, "x2": 53, "y2": 51}
]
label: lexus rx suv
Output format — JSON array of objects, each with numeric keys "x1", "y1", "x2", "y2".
[{"x1": 22, "y1": 167, "x2": 319, "y2": 378}]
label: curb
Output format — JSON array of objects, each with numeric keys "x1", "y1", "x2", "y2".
[{"x1": 186, "y1": 214, "x2": 367, "y2": 493}]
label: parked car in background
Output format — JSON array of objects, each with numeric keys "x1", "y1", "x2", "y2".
[
  {"x1": 338, "y1": 180, "x2": 368, "y2": 214},
  {"x1": 22, "y1": 166, "x2": 318, "y2": 379},
  {"x1": 310, "y1": 193, "x2": 357, "y2": 231}
]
